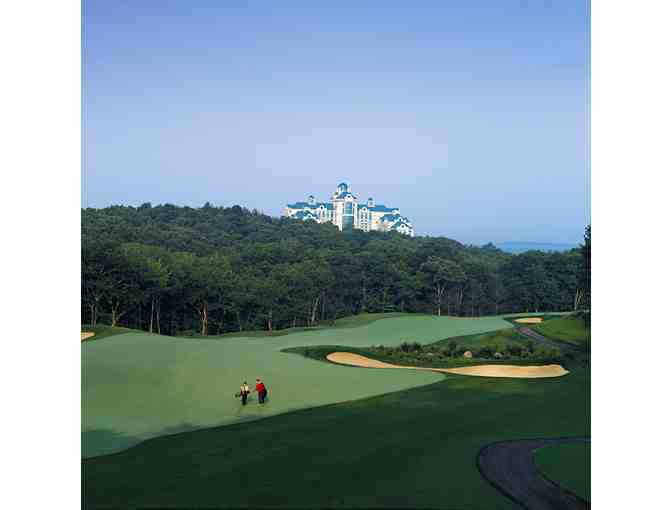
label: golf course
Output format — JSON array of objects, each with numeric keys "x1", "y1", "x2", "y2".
[{"x1": 82, "y1": 312, "x2": 590, "y2": 509}]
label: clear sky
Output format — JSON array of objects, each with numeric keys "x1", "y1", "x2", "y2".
[{"x1": 83, "y1": 0, "x2": 590, "y2": 245}]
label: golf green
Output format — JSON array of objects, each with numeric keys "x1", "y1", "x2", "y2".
[{"x1": 82, "y1": 314, "x2": 514, "y2": 457}]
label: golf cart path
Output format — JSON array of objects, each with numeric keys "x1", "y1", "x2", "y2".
[
  {"x1": 478, "y1": 437, "x2": 590, "y2": 510},
  {"x1": 326, "y1": 352, "x2": 569, "y2": 378},
  {"x1": 516, "y1": 327, "x2": 580, "y2": 353}
]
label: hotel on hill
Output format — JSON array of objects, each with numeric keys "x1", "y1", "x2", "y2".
[{"x1": 283, "y1": 182, "x2": 414, "y2": 236}]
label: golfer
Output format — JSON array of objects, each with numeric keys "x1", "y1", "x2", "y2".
[
  {"x1": 239, "y1": 381, "x2": 250, "y2": 406},
  {"x1": 255, "y1": 378, "x2": 268, "y2": 404}
]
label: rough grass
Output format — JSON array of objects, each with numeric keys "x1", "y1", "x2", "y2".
[
  {"x1": 434, "y1": 327, "x2": 530, "y2": 350},
  {"x1": 285, "y1": 333, "x2": 565, "y2": 370},
  {"x1": 83, "y1": 365, "x2": 589, "y2": 509},
  {"x1": 534, "y1": 441, "x2": 590, "y2": 501},
  {"x1": 531, "y1": 315, "x2": 590, "y2": 345}
]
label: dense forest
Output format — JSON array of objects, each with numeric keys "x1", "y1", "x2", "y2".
[{"x1": 82, "y1": 203, "x2": 590, "y2": 336}]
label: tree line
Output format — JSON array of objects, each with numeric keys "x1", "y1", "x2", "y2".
[{"x1": 82, "y1": 203, "x2": 590, "y2": 336}]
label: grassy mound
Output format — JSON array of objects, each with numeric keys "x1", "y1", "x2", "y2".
[
  {"x1": 211, "y1": 312, "x2": 408, "y2": 338},
  {"x1": 534, "y1": 441, "x2": 590, "y2": 501},
  {"x1": 82, "y1": 313, "x2": 513, "y2": 457},
  {"x1": 531, "y1": 314, "x2": 590, "y2": 345}
]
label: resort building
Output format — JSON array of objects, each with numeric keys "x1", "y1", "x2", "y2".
[{"x1": 283, "y1": 182, "x2": 414, "y2": 236}]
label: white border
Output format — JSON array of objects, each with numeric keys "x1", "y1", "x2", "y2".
[
  {"x1": 593, "y1": 0, "x2": 672, "y2": 507},
  {"x1": 0, "y1": 1, "x2": 81, "y2": 508}
]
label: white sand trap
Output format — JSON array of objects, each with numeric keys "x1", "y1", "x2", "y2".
[
  {"x1": 81, "y1": 332, "x2": 95, "y2": 341},
  {"x1": 513, "y1": 317, "x2": 544, "y2": 324},
  {"x1": 326, "y1": 352, "x2": 568, "y2": 379}
]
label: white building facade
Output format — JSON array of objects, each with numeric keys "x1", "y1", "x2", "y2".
[{"x1": 283, "y1": 182, "x2": 414, "y2": 236}]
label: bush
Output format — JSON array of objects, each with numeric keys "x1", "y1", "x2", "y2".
[
  {"x1": 538, "y1": 347, "x2": 561, "y2": 359},
  {"x1": 526, "y1": 340, "x2": 536, "y2": 353},
  {"x1": 507, "y1": 344, "x2": 522, "y2": 357},
  {"x1": 477, "y1": 345, "x2": 495, "y2": 359},
  {"x1": 400, "y1": 341, "x2": 422, "y2": 353}
]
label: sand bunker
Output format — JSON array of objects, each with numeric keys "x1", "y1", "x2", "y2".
[
  {"x1": 326, "y1": 352, "x2": 567, "y2": 379},
  {"x1": 513, "y1": 317, "x2": 544, "y2": 324},
  {"x1": 81, "y1": 332, "x2": 95, "y2": 341}
]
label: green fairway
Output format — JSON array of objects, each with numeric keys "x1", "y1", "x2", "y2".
[
  {"x1": 83, "y1": 363, "x2": 589, "y2": 509},
  {"x1": 82, "y1": 313, "x2": 514, "y2": 457},
  {"x1": 81, "y1": 325, "x2": 135, "y2": 341},
  {"x1": 209, "y1": 312, "x2": 408, "y2": 338},
  {"x1": 534, "y1": 440, "x2": 591, "y2": 501},
  {"x1": 531, "y1": 314, "x2": 590, "y2": 345}
]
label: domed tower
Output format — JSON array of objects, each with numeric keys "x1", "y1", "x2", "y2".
[
  {"x1": 336, "y1": 182, "x2": 350, "y2": 194},
  {"x1": 308, "y1": 194, "x2": 316, "y2": 206}
]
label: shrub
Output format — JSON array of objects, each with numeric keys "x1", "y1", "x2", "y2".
[
  {"x1": 508, "y1": 344, "x2": 522, "y2": 357},
  {"x1": 526, "y1": 340, "x2": 536, "y2": 353},
  {"x1": 536, "y1": 348, "x2": 561, "y2": 359},
  {"x1": 477, "y1": 345, "x2": 495, "y2": 358}
]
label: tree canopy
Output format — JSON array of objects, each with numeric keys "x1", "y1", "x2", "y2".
[{"x1": 82, "y1": 204, "x2": 588, "y2": 335}]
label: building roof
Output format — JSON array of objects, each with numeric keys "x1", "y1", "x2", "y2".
[
  {"x1": 293, "y1": 210, "x2": 318, "y2": 221},
  {"x1": 391, "y1": 218, "x2": 413, "y2": 228},
  {"x1": 335, "y1": 192, "x2": 357, "y2": 200},
  {"x1": 379, "y1": 213, "x2": 400, "y2": 222},
  {"x1": 287, "y1": 202, "x2": 314, "y2": 209},
  {"x1": 287, "y1": 202, "x2": 332, "y2": 210},
  {"x1": 369, "y1": 204, "x2": 397, "y2": 212}
]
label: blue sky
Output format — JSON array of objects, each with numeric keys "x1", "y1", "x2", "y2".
[{"x1": 83, "y1": 0, "x2": 590, "y2": 244}]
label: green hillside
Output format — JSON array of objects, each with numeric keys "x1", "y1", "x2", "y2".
[{"x1": 83, "y1": 313, "x2": 513, "y2": 457}]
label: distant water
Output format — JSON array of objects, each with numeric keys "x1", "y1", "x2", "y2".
[{"x1": 495, "y1": 242, "x2": 578, "y2": 254}]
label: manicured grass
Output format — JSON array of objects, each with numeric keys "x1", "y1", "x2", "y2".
[
  {"x1": 82, "y1": 314, "x2": 513, "y2": 457},
  {"x1": 211, "y1": 326, "x2": 322, "y2": 338},
  {"x1": 531, "y1": 315, "x2": 590, "y2": 345},
  {"x1": 81, "y1": 325, "x2": 135, "y2": 341},
  {"x1": 83, "y1": 366, "x2": 589, "y2": 509},
  {"x1": 212, "y1": 312, "x2": 408, "y2": 338},
  {"x1": 535, "y1": 441, "x2": 590, "y2": 501}
]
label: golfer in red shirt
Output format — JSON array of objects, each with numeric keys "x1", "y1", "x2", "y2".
[{"x1": 255, "y1": 378, "x2": 267, "y2": 404}]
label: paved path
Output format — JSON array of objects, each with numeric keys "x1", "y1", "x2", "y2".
[
  {"x1": 516, "y1": 327, "x2": 580, "y2": 353},
  {"x1": 478, "y1": 437, "x2": 590, "y2": 510}
]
